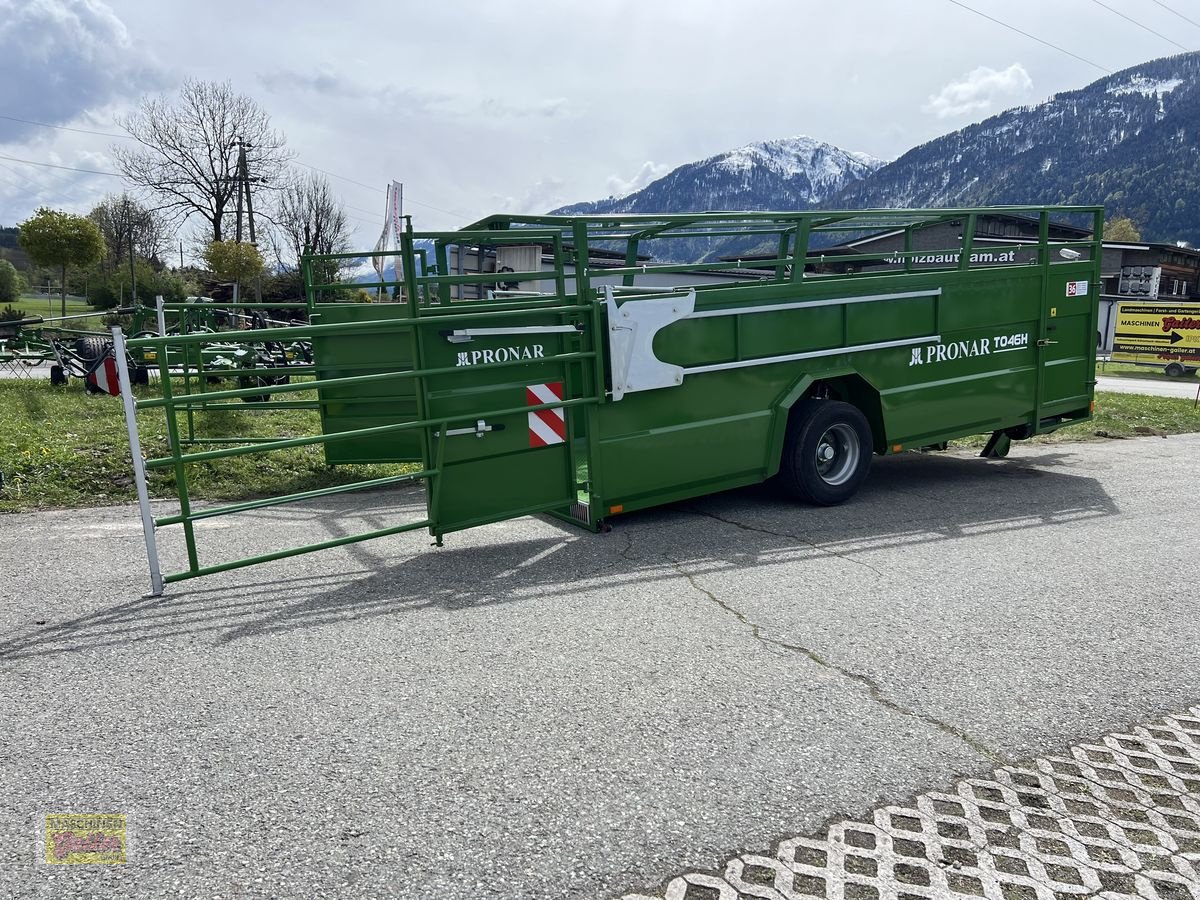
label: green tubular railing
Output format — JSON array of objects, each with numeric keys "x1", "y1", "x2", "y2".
[{"x1": 116, "y1": 293, "x2": 597, "y2": 594}]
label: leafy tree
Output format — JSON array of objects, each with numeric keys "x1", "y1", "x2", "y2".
[
  {"x1": 86, "y1": 262, "x2": 190, "y2": 311},
  {"x1": 114, "y1": 79, "x2": 290, "y2": 243},
  {"x1": 1103, "y1": 216, "x2": 1142, "y2": 242},
  {"x1": 202, "y1": 240, "x2": 264, "y2": 301},
  {"x1": 0, "y1": 259, "x2": 20, "y2": 304},
  {"x1": 18, "y1": 208, "x2": 106, "y2": 316}
]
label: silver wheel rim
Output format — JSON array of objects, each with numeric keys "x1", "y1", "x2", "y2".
[{"x1": 814, "y1": 423, "x2": 860, "y2": 486}]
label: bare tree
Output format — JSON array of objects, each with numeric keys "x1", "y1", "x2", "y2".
[
  {"x1": 273, "y1": 170, "x2": 353, "y2": 280},
  {"x1": 88, "y1": 194, "x2": 170, "y2": 272},
  {"x1": 113, "y1": 79, "x2": 290, "y2": 243}
]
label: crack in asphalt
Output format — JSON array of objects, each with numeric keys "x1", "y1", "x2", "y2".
[
  {"x1": 684, "y1": 507, "x2": 887, "y2": 579},
  {"x1": 666, "y1": 556, "x2": 1005, "y2": 764}
]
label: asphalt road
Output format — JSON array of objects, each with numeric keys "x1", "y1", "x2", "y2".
[
  {"x1": 1096, "y1": 372, "x2": 1200, "y2": 399},
  {"x1": 2, "y1": 435, "x2": 1199, "y2": 899},
  {"x1": 0, "y1": 361, "x2": 52, "y2": 380}
]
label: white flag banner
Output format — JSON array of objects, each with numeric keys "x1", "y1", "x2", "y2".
[
  {"x1": 391, "y1": 181, "x2": 404, "y2": 247},
  {"x1": 371, "y1": 183, "x2": 392, "y2": 282}
]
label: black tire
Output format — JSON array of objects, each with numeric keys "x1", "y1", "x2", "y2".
[
  {"x1": 778, "y1": 400, "x2": 873, "y2": 505},
  {"x1": 50, "y1": 364, "x2": 67, "y2": 386},
  {"x1": 132, "y1": 365, "x2": 149, "y2": 386},
  {"x1": 74, "y1": 336, "x2": 111, "y2": 361},
  {"x1": 237, "y1": 372, "x2": 289, "y2": 404},
  {"x1": 1165, "y1": 362, "x2": 1186, "y2": 377}
]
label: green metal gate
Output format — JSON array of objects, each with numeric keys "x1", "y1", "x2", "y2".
[{"x1": 114, "y1": 238, "x2": 600, "y2": 594}]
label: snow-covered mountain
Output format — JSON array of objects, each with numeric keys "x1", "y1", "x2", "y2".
[
  {"x1": 832, "y1": 52, "x2": 1200, "y2": 243},
  {"x1": 551, "y1": 52, "x2": 1200, "y2": 247},
  {"x1": 552, "y1": 136, "x2": 884, "y2": 217}
]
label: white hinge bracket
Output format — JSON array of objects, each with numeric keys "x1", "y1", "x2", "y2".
[{"x1": 604, "y1": 286, "x2": 694, "y2": 401}]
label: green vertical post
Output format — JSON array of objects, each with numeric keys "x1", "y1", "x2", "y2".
[
  {"x1": 302, "y1": 255, "x2": 315, "y2": 311},
  {"x1": 402, "y1": 218, "x2": 438, "y2": 536},
  {"x1": 903, "y1": 225, "x2": 913, "y2": 274},
  {"x1": 959, "y1": 214, "x2": 977, "y2": 270},
  {"x1": 622, "y1": 236, "x2": 640, "y2": 288},
  {"x1": 775, "y1": 230, "x2": 791, "y2": 282},
  {"x1": 575, "y1": 218, "x2": 604, "y2": 521},
  {"x1": 790, "y1": 218, "x2": 811, "y2": 283},
  {"x1": 1034, "y1": 209, "x2": 1051, "y2": 431},
  {"x1": 156, "y1": 354, "x2": 199, "y2": 574},
  {"x1": 552, "y1": 233, "x2": 567, "y2": 300},
  {"x1": 182, "y1": 335, "x2": 197, "y2": 444}
]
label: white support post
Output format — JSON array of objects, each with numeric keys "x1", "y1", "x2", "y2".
[
  {"x1": 154, "y1": 294, "x2": 166, "y2": 337},
  {"x1": 112, "y1": 326, "x2": 164, "y2": 597}
]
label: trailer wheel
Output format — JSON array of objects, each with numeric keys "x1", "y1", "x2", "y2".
[
  {"x1": 74, "y1": 336, "x2": 111, "y2": 361},
  {"x1": 779, "y1": 400, "x2": 873, "y2": 506},
  {"x1": 1165, "y1": 362, "x2": 1186, "y2": 377},
  {"x1": 50, "y1": 364, "x2": 67, "y2": 386}
]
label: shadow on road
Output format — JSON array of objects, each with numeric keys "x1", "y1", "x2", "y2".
[{"x1": 0, "y1": 451, "x2": 1118, "y2": 660}]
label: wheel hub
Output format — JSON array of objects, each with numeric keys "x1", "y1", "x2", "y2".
[{"x1": 813, "y1": 424, "x2": 861, "y2": 486}]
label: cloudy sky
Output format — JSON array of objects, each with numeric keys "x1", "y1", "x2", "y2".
[{"x1": 1, "y1": 0, "x2": 1195, "y2": 249}]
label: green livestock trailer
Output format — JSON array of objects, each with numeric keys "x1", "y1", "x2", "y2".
[{"x1": 117, "y1": 206, "x2": 1102, "y2": 594}]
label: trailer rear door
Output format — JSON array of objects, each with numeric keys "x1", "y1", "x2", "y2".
[{"x1": 416, "y1": 306, "x2": 595, "y2": 536}]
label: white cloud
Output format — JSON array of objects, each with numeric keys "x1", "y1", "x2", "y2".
[
  {"x1": 492, "y1": 177, "x2": 568, "y2": 215},
  {"x1": 606, "y1": 162, "x2": 669, "y2": 199},
  {"x1": 922, "y1": 63, "x2": 1032, "y2": 119},
  {"x1": 0, "y1": 0, "x2": 166, "y2": 142}
]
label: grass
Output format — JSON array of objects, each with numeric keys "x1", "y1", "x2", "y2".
[
  {"x1": 953, "y1": 391, "x2": 1200, "y2": 448},
  {"x1": 1, "y1": 382, "x2": 1199, "y2": 513},
  {"x1": 0, "y1": 378, "x2": 412, "y2": 513},
  {"x1": 7, "y1": 294, "x2": 117, "y2": 335}
]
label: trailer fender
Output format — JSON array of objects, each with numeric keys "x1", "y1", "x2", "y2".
[{"x1": 768, "y1": 371, "x2": 888, "y2": 477}]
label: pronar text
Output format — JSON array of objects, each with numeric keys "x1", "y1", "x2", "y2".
[
  {"x1": 455, "y1": 345, "x2": 546, "y2": 367},
  {"x1": 908, "y1": 332, "x2": 1029, "y2": 367}
]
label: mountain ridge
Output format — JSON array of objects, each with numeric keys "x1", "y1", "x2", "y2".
[
  {"x1": 552, "y1": 51, "x2": 1200, "y2": 247},
  {"x1": 551, "y1": 135, "x2": 884, "y2": 217}
]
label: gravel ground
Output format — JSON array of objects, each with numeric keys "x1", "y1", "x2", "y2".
[{"x1": 1, "y1": 435, "x2": 1198, "y2": 899}]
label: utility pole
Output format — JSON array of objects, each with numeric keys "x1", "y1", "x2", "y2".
[
  {"x1": 227, "y1": 137, "x2": 264, "y2": 303},
  {"x1": 129, "y1": 222, "x2": 137, "y2": 307},
  {"x1": 229, "y1": 137, "x2": 262, "y2": 245}
]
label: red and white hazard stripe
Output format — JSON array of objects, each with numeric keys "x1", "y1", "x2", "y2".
[
  {"x1": 526, "y1": 381, "x2": 566, "y2": 448},
  {"x1": 88, "y1": 357, "x2": 121, "y2": 397}
]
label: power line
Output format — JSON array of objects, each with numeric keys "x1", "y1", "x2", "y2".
[
  {"x1": 1150, "y1": 0, "x2": 1200, "y2": 32},
  {"x1": 0, "y1": 113, "x2": 467, "y2": 225},
  {"x1": 944, "y1": 0, "x2": 1112, "y2": 72},
  {"x1": 0, "y1": 153, "x2": 120, "y2": 177},
  {"x1": 0, "y1": 111, "x2": 466, "y2": 222},
  {"x1": 292, "y1": 161, "x2": 464, "y2": 218},
  {"x1": 0, "y1": 113, "x2": 130, "y2": 139},
  {"x1": 1089, "y1": 0, "x2": 1193, "y2": 52}
]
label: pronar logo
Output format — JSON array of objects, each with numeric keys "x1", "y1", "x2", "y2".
[
  {"x1": 908, "y1": 332, "x2": 1029, "y2": 367},
  {"x1": 455, "y1": 345, "x2": 546, "y2": 367}
]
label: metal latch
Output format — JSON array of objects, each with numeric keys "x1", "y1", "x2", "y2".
[
  {"x1": 442, "y1": 325, "x2": 583, "y2": 343},
  {"x1": 438, "y1": 420, "x2": 504, "y2": 438},
  {"x1": 1036, "y1": 339, "x2": 1059, "y2": 347}
]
